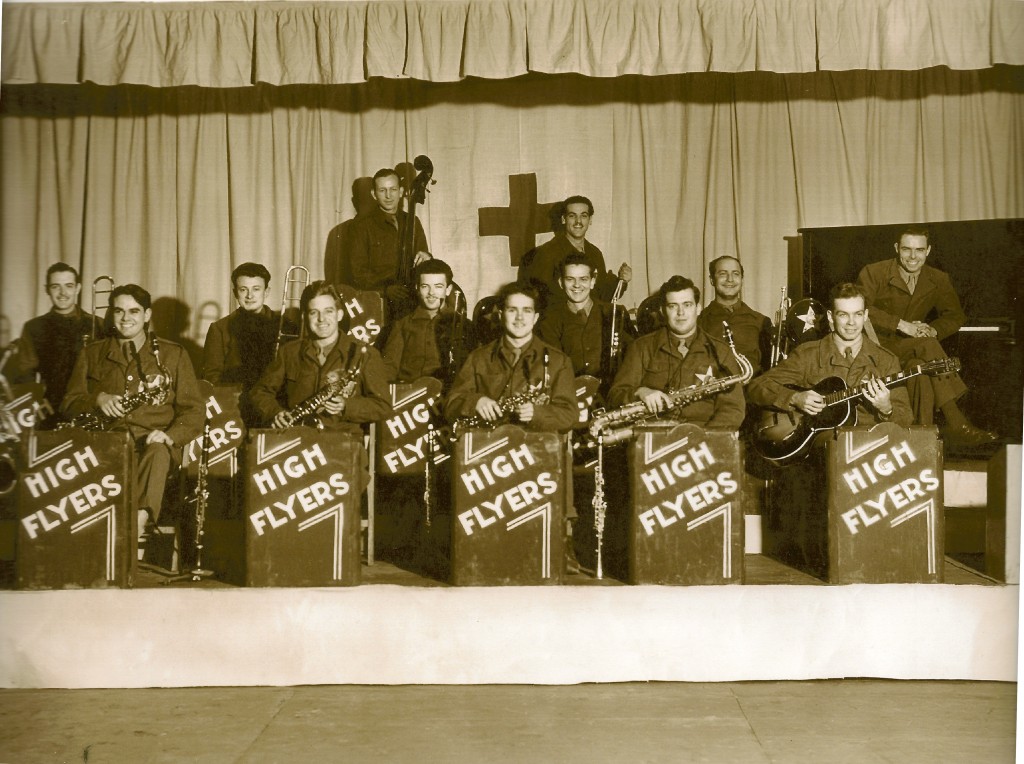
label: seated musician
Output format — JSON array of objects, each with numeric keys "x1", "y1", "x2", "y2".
[
  {"x1": 855, "y1": 226, "x2": 997, "y2": 447},
  {"x1": 248, "y1": 280, "x2": 391, "y2": 433},
  {"x1": 201, "y1": 262, "x2": 284, "y2": 424},
  {"x1": 697, "y1": 256, "x2": 772, "y2": 375},
  {"x1": 519, "y1": 195, "x2": 631, "y2": 307},
  {"x1": 62, "y1": 284, "x2": 204, "y2": 556},
  {"x1": 381, "y1": 258, "x2": 474, "y2": 387},
  {"x1": 537, "y1": 252, "x2": 637, "y2": 394},
  {"x1": 445, "y1": 282, "x2": 580, "y2": 572},
  {"x1": 8, "y1": 263, "x2": 101, "y2": 423},
  {"x1": 747, "y1": 282, "x2": 912, "y2": 431},
  {"x1": 607, "y1": 275, "x2": 746, "y2": 430}
]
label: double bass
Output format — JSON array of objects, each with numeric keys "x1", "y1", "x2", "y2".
[{"x1": 391, "y1": 155, "x2": 436, "y2": 318}]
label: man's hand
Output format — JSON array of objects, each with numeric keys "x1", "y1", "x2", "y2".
[
  {"x1": 474, "y1": 396, "x2": 503, "y2": 422},
  {"x1": 97, "y1": 392, "x2": 125, "y2": 418},
  {"x1": 617, "y1": 263, "x2": 633, "y2": 283},
  {"x1": 790, "y1": 389, "x2": 825, "y2": 415},
  {"x1": 322, "y1": 395, "x2": 347, "y2": 416},
  {"x1": 413, "y1": 251, "x2": 432, "y2": 267},
  {"x1": 145, "y1": 430, "x2": 173, "y2": 447},
  {"x1": 898, "y1": 319, "x2": 936, "y2": 338},
  {"x1": 515, "y1": 402, "x2": 535, "y2": 423},
  {"x1": 273, "y1": 410, "x2": 295, "y2": 429},
  {"x1": 862, "y1": 376, "x2": 893, "y2": 415},
  {"x1": 636, "y1": 386, "x2": 672, "y2": 414}
]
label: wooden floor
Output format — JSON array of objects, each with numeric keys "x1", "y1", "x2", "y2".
[{"x1": 0, "y1": 681, "x2": 1015, "y2": 763}]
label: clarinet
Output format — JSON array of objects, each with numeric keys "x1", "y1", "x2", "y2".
[{"x1": 190, "y1": 417, "x2": 214, "y2": 580}]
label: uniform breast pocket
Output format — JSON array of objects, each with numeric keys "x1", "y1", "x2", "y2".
[{"x1": 640, "y1": 360, "x2": 672, "y2": 392}]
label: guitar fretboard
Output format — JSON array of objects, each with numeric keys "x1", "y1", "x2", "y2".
[{"x1": 821, "y1": 359, "x2": 956, "y2": 408}]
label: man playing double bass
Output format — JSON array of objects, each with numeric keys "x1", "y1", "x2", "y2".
[{"x1": 345, "y1": 167, "x2": 432, "y2": 318}]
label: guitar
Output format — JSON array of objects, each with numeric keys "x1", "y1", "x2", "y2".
[{"x1": 753, "y1": 357, "x2": 960, "y2": 466}]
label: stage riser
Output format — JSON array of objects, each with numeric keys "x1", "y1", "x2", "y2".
[{"x1": 0, "y1": 585, "x2": 1015, "y2": 688}]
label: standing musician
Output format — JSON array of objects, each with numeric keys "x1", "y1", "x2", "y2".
[
  {"x1": 747, "y1": 282, "x2": 912, "y2": 431},
  {"x1": 346, "y1": 167, "x2": 432, "y2": 315},
  {"x1": 62, "y1": 284, "x2": 204, "y2": 554},
  {"x1": 607, "y1": 275, "x2": 746, "y2": 430},
  {"x1": 381, "y1": 258, "x2": 475, "y2": 388},
  {"x1": 519, "y1": 195, "x2": 631, "y2": 307},
  {"x1": 855, "y1": 226, "x2": 997, "y2": 447},
  {"x1": 697, "y1": 256, "x2": 773, "y2": 375},
  {"x1": 201, "y1": 263, "x2": 285, "y2": 424},
  {"x1": 537, "y1": 252, "x2": 637, "y2": 393},
  {"x1": 249, "y1": 280, "x2": 391, "y2": 433},
  {"x1": 8, "y1": 263, "x2": 102, "y2": 421}
]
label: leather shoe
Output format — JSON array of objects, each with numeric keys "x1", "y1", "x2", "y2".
[{"x1": 944, "y1": 423, "x2": 1000, "y2": 448}]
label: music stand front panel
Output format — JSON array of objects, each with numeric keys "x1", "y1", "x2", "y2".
[
  {"x1": 16, "y1": 430, "x2": 135, "y2": 589},
  {"x1": 628, "y1": 425, "x2": 744, "y2": 586}
]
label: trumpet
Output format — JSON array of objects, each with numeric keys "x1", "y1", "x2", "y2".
[
  {"x1": 608, "y1": 278, "x2": 627, "y2": 375},
  {"x1": 274, "y1": 265, "x2": 310, "y2": 357},
  {"x1": 587, "y1": 322, "x2": 754, "y2": 447},
  {"x1": 86, "y1": 275, "x2": 115, "y2": 345},
  {"x1": 769, "y1": 286, "x2": 792, "y2": 368},
  {"x1": 277, "y1": 344, "x2": 368, "y2": 430}
]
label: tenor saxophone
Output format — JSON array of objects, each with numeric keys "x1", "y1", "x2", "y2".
[
  {"x1": 587, "y1": 322, "x2": 753, "y2": 446},
  {"x1": 277, "y1": 345, "x2": 368, "y2": 429}
]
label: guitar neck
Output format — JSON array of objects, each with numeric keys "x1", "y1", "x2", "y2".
[{"x1": 823, "y1": 367, "x2": 924, "y2": 407}]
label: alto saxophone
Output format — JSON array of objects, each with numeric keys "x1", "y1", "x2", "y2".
[
  {"x1": 450, "y1": 383, "x2": 550, "y2": 440},
  {"x1": 277, "y1": 345, "x2": 368, "y2": 429},
  {"x1": 587, "y1": 322, "x2": 754, "y2": 447},
  {"x1": 59, "y1": 334, "x2": 171, "y2": 431}
]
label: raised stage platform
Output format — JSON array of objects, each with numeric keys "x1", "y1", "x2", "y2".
[{"x1": 0, "y1": 555, "x2": 1016, "y2": 689}]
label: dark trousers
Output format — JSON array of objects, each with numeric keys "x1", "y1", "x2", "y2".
[
  {"x1": 884, "y1": 336, "x2": 967, "y2": 424},
  {"x1": 134, "y1": 440, "x2": 179, "y2": 522}
]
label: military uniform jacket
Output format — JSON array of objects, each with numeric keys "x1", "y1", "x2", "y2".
[
  {"x1": 381, "y1": 306, "x2": 476, "y2": 386},
  {"x1": 249, "y1": 335, "x2": 392, "y2": 432},
  {"x1": 746, "y1": 335, "x2": 913, "y2": 427},
  {"x1": 537, "y1": 298, "x2": 636, "y2": 382},
  {"x1": 12, "y1": 307, "x2": 99, "y2": 409},
  {"x1": 444, "y1": 335, "x2": 578, "y2": 433},
  {"x1": 856, "y1": 259, "x2": 966, "y2": 342},
  {"x1": 346, "y1": 206, "x2": 429, "y2": 293},
  {"x1": 201, "y1": 306, "x2": 282, "y2": 389},
  {"x1": 606, "y1": 327, "x2": 747, "y2": 430},
  {"x1": 62, "y1": 335, "x2": 204, "y2": 445},
  {"x1": 697, "y1": 300, "x2": 773, "y2": 374}
]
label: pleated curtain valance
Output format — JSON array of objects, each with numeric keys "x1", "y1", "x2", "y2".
[{"x1": 3, "y1": 0, "x2": 1024, "y2": 87}]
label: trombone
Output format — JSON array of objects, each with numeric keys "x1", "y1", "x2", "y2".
[
  {"x1": 274, "y1": 265, "x2": 310, "y2": 356},
  {"x1": 88, "y1": 275, "x2": 115, "y2": 343}
]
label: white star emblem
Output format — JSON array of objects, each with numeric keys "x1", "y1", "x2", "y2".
[
  {"x1": 695, "y1": 366, "x2": 716, "y2": 384},
  {"x1": 796, "y1": 307, "x2": 818, "y2": 333}
]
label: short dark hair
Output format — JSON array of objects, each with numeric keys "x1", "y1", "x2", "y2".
[
  {"x1": 828, "y1": 282, "x2": 867, "y2": 311},
  {"x1": 896, "y1": 226, "x2": 930, "y2": 245},
  {"x1": 497, "y1": 282, "x2": 539, "y2": 312},
  {"x1": 373, "y1": 168, "x2": 400, "y2": 184},
  {"x1": 46, "y1": 262, "x2": 80, "y2": 284},
  {"x1": 559, "y1": 252, "x2": 596, "y2": 278},
  {"x1": 708, "y1": 256, "x2": 743, "y2": 281},
  {"x1": 414, "y1": 258, "x2": 453, "y2": 285},
  {"x1": 563, "y1": 195, "x2": 595, "y2": 216},
  {"x1": 300, "y1": 280, "x2": 342, "y2": 314},
  {"x1": 231, "y1": 262, "x2": 271, "y2": 289},
  {"x1": 658, "y1": 275, "x2": 700, "y2": 307},
  {"x1": 111, "y1": 284, "x2": 152, "y2": 311}
]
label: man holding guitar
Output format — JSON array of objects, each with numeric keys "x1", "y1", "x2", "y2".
[{"x1": 748, "y1": 283, "x2": 913, "y2": 464}]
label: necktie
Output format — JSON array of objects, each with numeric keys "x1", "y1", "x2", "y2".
[
  {"x1": 844, "y1": 347, "x2": 854, "y2": 364},
  {"x1": 677, "y1": 340, "x2": 688, "y2": 359},
  {"x1": 906, "y1": 273, "x2": 918, "y2": 294},
  {"x1": 509, "y1": 346, "x2": 522, "y2": 366},
  {"x1": 122, "y1": 341, "x2": 134, "y2": 362}
]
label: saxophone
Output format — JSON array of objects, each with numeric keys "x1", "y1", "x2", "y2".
[
  {"x1": 450, "y1": 383, "x2": 550, "y2": 441},
  {"x1": 587, "y1": 322, "x2": 754, "y2": 447},
  {"x1": 277, "y1": 344, "x2": 368, "y2": 429},
  {"x1": 59, "y1": 335, "x2": 171, "y2": 431}
]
